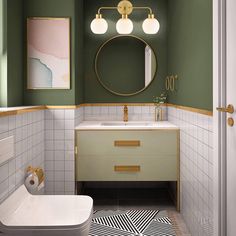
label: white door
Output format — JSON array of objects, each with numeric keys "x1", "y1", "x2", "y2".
[
  {"x1": 214, "y1": 0, "x2": 236, "y2": 235},
  {"x1": 225, "y1": 0, "x2": 236, "y2": 235}
]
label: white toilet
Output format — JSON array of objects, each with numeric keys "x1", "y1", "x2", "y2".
[{"x1": 0, "y1": 185, "x2": 93, "y2": 236}]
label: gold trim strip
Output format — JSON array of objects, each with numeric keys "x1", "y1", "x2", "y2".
[
  {"x1": 0, "y1": 106, "x2": 46, "y2": 117},
  {"x1": 166, "y1": 103, "x2": 213, "y2": 116},
  {"x1": 46, "y1": 105, "x2": 78, "y2": 109},
  {"x1": 0, "y1": 111, "x2": 16, "y2": 117},
  {"x1": 16, "y1": 106, "x2": 46, "y2": 114},
  {"x1": 114, "y1": 140, "x2": 140, "y2": 147},
  {"x1": 0, "y1": 103, "x2": 213, "y2": 117},
  {"x1": 114, "y1": 165, "x2": 141, "y2": 172}
]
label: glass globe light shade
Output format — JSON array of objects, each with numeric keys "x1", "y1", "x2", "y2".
[
  {"x1": 90, "y1": 14, "x2": 108, "y2": 34},
  {"x1": 142, "y1": 14, "x2": 160, "y2": 34},
  {"x1": 116, "y1": 15, "x2": 133, "y2": 34}
]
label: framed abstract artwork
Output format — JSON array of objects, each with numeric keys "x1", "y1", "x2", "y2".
[{"x1": 27, "y1": 17, "x2": 70, "y2": 89}]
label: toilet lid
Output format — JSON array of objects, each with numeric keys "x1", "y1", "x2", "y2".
[{"x1": 0, "y1": 185, "x2": 93, "y2": 227}]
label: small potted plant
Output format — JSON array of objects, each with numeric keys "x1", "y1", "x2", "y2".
[{"x1": 153, "y1": 92, "x2": 167, "y2": 106}]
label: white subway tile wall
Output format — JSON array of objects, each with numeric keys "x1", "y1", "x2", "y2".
[
  {"x1": 168, "y1": 107, "x2": 213, "y2": 236},
  {"x1": 75, "y1": 107, "x2": 84, "y2": 126},
  {"x1": 44, "y1": 107, "x2": 84, "y2": 195},
  {"x1": 84, "y1": 105, "x2": 167, "y2": 121},
  {"x1": 0, "y1": 104, "x2": 214, "y2": 236},
  {"x1": 44, "y1": 109, "x2": 78, "y2": 195},
  {"x1": 0, "y1": 111, "x2": 44, "y2": 203}
]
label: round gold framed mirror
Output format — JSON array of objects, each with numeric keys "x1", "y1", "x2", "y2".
[{"x1": 95, "y1": 35, "x2": 157, "y2": 96}]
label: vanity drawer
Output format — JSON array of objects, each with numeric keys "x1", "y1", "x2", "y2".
[
  {"x1": 76, "y1": 155, "x2": 177, "y2": 181},
  {"x1": 76, "y1": 130, "x2": 178, "y2": 156}
]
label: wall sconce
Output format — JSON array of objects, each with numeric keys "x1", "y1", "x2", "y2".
[
  {"x1": 90, "y1": 0, "x2": 160, "y2": 35},
  {"x1": 165, "y1": 75, "x2": 179, "y2": 92}
]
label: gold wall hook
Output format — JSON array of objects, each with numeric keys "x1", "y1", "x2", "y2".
[{"x1": 165, "y1": 75, "x2": 178, "y2": 92}]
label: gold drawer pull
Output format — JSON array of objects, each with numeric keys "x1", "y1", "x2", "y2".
[
  {"x1": 114, "y1": 140, "x2": 140, "y2": 147},
  {"x1": 114, "y1": 165, "x2": 140, "y2": 172}
]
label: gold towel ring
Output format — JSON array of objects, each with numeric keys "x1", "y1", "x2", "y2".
[
  {"x1": 165, "y1": 75, "x2": 178, "y2": 92},
  {"x1": 170, "y1": 75, "x2": 175, "y2": 91}
]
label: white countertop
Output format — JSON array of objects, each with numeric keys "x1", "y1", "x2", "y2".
[{"x1": 75, "y1": 121, "x2": 179, "y2": 130}]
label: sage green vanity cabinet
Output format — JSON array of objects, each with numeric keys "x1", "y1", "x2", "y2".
[
  {"x1": 75, "y1": 130, "x2": 179, "y2": 182},
  {"x1": 76, "y1": 129, "x2": 180, "y2": 210}
]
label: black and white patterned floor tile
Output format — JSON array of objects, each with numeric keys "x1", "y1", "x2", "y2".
[{"x1": 89, "y1": 210, "x2": 176, "y2": 236}]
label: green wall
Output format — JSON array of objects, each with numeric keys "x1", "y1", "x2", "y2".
[
  {"x1": 75, "y1": 0, "x2": 84, "y2": 105},
  {"x1": 167, "y1": 0, "x2": 213, "y2": 110},
  {"x1": 0, "y1": 0, "x2": 24, "y2": 107},
  {"x1": 7, "y1": 0, "x2": 24, "y2": 106},
  {"x1": 0, "y1": 0, "x2": 6, "y2": 106},
  {"x1": 84, "y1": 0, "x2": 168, "y2": 103},
  {"x1": 0, "y1": 0, "x2": 212, "y2": 109},
  {"x1": 23, "y1": 0, "x2": 84, "y2": 105}
]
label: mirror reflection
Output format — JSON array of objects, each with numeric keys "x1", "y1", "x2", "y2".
[{"x1": 95, "y1": 35, "x2": 157, "y2": 96}]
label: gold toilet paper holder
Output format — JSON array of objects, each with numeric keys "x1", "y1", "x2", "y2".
[{"x1": 26, "y1": 166, "x2": 45, "y2": 185}]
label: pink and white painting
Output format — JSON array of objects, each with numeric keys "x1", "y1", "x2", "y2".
[{"x1": 27, "y1": 18, "x2": 70, "y2": 89}]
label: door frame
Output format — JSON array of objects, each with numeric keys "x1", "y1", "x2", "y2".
[{"x1": 213, "y1": 0, "x2": 227, "y2": 235}]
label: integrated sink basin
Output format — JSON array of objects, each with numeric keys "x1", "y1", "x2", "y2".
[{"x1": 101, "y1": 122, "x2": 153, "y2": 126}]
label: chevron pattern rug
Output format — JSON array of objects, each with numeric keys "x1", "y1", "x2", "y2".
[{"x1": 89, "y1": 210, "x2": 176, "y2": 236}]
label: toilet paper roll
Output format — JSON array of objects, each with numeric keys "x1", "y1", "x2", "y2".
[{"x1": 25, "y1": 173, "x2": 39, "y2": 192}]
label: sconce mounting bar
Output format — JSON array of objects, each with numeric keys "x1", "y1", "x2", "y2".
[{"x1": 97, "y1": 0, "x2": 153, "y2": 16}]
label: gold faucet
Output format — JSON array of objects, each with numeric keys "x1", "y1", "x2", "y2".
[{"x1": 123, "y1": 105, "x2": 128, "y2": 122}]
